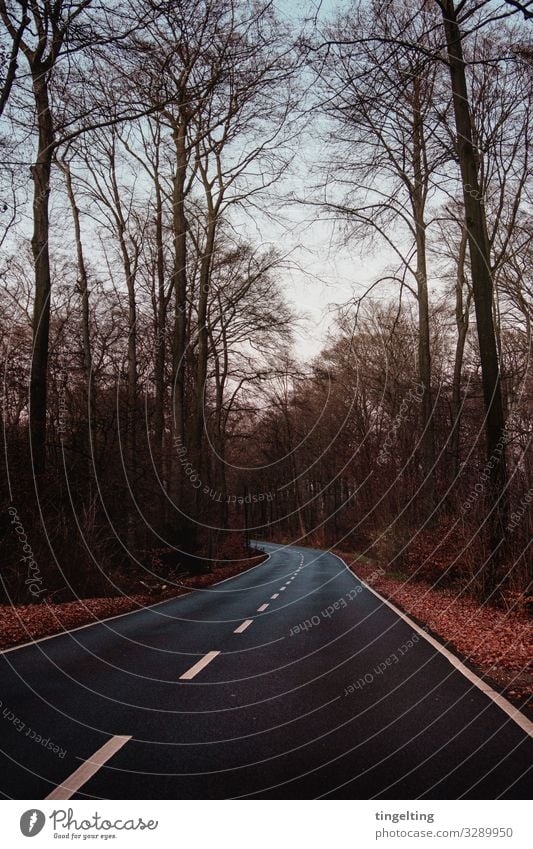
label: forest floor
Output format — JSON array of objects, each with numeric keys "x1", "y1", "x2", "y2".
[
  {"x1": 336, "y1": 550, "x2": 533, "y2": 719},
  {"x1": 0, "y1": 550, "x2": 266, "y2": 651}
]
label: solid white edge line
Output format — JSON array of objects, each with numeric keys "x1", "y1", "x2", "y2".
[
  {"x1": 45, "y1": 735, "x2": 131, "y2": 800},
  {"x1": 234, "y1": 619, "x2": 253, "y2": 634},
  {"x1": 332, "y1": 551, "x2": 533, "y2": 738},
  {"x1": 2, "y1": 548, "x2": 272, "y2": 655},
  {"x1": 179, "y1": 650, "x2": 221, "y2": 680},
  {"x1": 257, "y1": 604, "x2": 269, "y2": 612}
]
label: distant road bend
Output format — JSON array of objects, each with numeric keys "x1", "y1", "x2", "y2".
[{"x1": 0, "y1": 542, "x2": 531, "y2": 799}]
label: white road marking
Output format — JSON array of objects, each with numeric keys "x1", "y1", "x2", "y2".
[
  {"x1": 280, "y1": 587, "x2": 286, "y2": 591},
  {"x1": 234, "y1": 619, "x2": 253, "y2": 634},
  {"x1": 257, "y1": 604, "x2": 269, "y2": 612},
  {"x1": 271, "y1": 593, "x2": 279, "y2": 599},
  {"x1": 3, "y1": 549, "x2": 273, "y2": 656},
  {"x1": 180, "y1": 650, "x2": 221, "y2": 680},
  {"x1": 45, "y1": 736, "x2": 131, "y2": 800},
  {"x1": 334, "y1": 552, "x2": 533, "y2": 739}
]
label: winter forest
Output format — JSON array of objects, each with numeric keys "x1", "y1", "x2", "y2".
[{"x1": 1, "y1": 0, "x2": 532, "y2": 613}]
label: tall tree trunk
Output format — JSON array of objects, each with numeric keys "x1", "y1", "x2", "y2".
[
  {"x1": 411, "y1": 73, "x2": 436, "y2": 509},
  {"x1": 153, "y1": 177, "x2": 166, "y2": 476},
  {"x1": 108, "y1": 144, "x2": 138, "y2": 548},
  {"x1": 126, "y1": 267, "x2": 137, "y2": 465},
  {"x1": 414, "y1": 222, "x2": 435, "y2": 498},
  {"x1": 191, "y1": 215, "x2": 216, "y2": 489},
  {"x1": 59, "y1": 159, "x2": 95, "y2": 470},
  {"x1": 211, "y1": 328, "x2": 229, "y2": 528},
  {"x1": 440, "y1": 0, "x2": 508, "y2": 595},
  {"x1": 171, "y1": 120, "x2": 188, "y2": 504},
  {"x1": 123, "y1": 244, "x2": 137, "y2": 549},
  {"x1": 29, "y1": 71, "x2": 53, "y2": 477},
  {"x1": 451, "y1": 226, "x2": 470, "y2": 481}
]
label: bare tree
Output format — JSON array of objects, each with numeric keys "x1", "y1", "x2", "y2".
[
  {"x1": 309, "y1": 0, "x2": 448, "y2": 509},
  {"x1": 0, "y1": 0, "x2": 28, "y2": 118},
  {"x1": 0, "y1": 0, "x2": 94, "y2": 475},
  {"x1": 56, "y1": 151, "x2": 95, "y2": 469},
  {"x1": 436, "y1": 0, "x2": 510, "y2": 595},
  {"x1": 205, "y1": 241, "x2": 294, "y2": 520},
  {"x1": 186, "y1": 1, "x2": 295, "y2": 490}
]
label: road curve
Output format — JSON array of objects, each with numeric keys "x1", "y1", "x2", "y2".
[{"x1": 0, "y1": 541, "x2": 531, "y2": 799}]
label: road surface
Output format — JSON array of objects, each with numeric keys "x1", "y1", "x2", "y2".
[{"x1": 0, "y1": 542, "x2": 531, "y2": 799}]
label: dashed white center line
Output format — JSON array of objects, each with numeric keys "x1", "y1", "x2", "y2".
[
  {"x1": 46, "y1": 735, "x2": 131, "y2": 800},
  {"x1": 180, "y1": 650, "x2": 221, "y2": 680},
  {"x1": 271, "y1": 593, "x2": 279, "y2": 599},
  {"x1": 234, "y1": 619, "x2": 253, "y2": 634},
  {"x1": 257, "y1": 603, "x2": 269, "y2": 612},
  {"x1": 280, "y1": 586, "x2": 286, "y2": 591}
]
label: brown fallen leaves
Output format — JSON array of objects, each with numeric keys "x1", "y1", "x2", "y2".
[{"x1": 336, "y1": 550, "x2": 533, "y2": 711}]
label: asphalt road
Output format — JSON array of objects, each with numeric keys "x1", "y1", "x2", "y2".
[{"x1": 0, "y1": 542, "x2": 531, "y2": 799}]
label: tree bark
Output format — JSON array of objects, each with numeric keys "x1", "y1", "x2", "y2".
[
  {"x1": 191, "y1": 215, "x2": 216, "y2": 486},
  {"x1": 171, "y1": 119, "x2": 188, "y2": 499},
  {"x1": 153, "y1": 175, "x2": 166, "y2": 474},
  {"x1": 29, "y1": 71, "x2": 54, "y2": 476},
  {"x1": 59, "y1": 158, "x2": 95, "y2": 460},
  {"x1": 451, "y1": 225, "x2": 470, "y2": 481},
  {"x1": 411, "y1": 73, "x2": 436, "y2": 507},
  {"x1": 440, "y1": 0, "x2": 508, "y2": 594}
]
